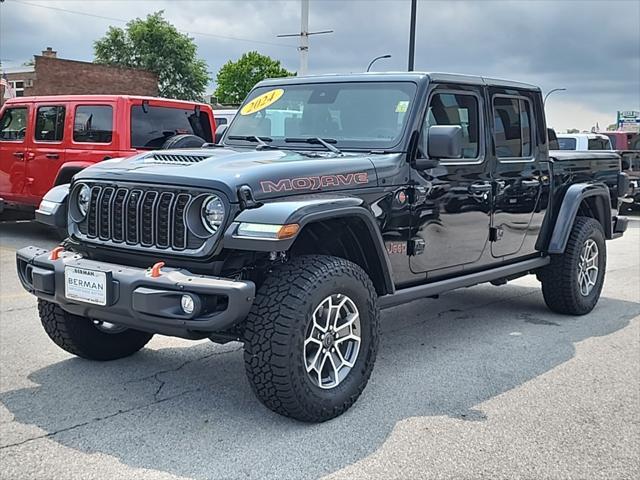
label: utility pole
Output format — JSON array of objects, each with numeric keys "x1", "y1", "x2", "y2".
[
  {"x1": 408, "y1": 0, "x2": 417, "y2": 71},
  {"x1": 278, "y1": 0, "x2": 333, "y2": 75}
]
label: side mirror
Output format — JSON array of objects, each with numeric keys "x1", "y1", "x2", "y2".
[
  {"x1": 413, "y1": 125, "x2": 463, "y2": 170},
  {"x1": 214, "y1": 124, "x2": 228, "y2": 144},
  {"x1": 427, "y1": 125, "x2": 463, "y2": 159}
]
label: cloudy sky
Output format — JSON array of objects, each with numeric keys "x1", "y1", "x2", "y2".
[{"x1": 1, "y1": 0, "x2": 638, "y2": 131}]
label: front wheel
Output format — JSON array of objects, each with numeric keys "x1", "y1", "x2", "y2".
[
  {"x1": 243, "y1": 256, "x2": 379, "y2": 422},
  {"x1": 540, "y1": 216, "x2": 606, "y2": 315},
  {"x1": 38, "y1": 300, "x2": 153, "y2": 360}
]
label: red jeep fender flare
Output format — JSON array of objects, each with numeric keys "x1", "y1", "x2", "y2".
[{"x1": 53, "y1": 161, "x2": 96, "y2": 186}]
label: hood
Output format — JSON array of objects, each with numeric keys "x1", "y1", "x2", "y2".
[{"x1": 75, "y1": 147, "x2": 380, "y2": 202}]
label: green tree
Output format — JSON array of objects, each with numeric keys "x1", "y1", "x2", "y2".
[
  {"x1": 214, "y1": 51, "x2": 294, "y2": 105},
  {"x1": 567, "y1": 128, "x2": 580, "y2": 134},
  {"x1": 94, "y1": 11, "x2": 210, "y2": 101}
]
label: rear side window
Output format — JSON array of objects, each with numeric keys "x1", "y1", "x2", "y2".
[
  {"x1": 493, "y1": 97, "x2": 533, "y2": 158},
  {"x1": 588, "y1": 137, "x2": 611, "y2": 150},
  {"x1": 215, "y1": 116, "x2": 228, "y2": 126},
  {"x1": 74, "y1": 105, "x2": 113, "y2": 143},
  {"x1": 425, "y1": 93, "x2": 480, "y2": 159},
  {"x1": 130, "y1": 105, "x2": 213, "y2": 149},
  {"x1": 0, "y1": 107, "x2": 28, "y2": 141},
  {"x1": 558, "y1": 137, "x2": 577, "y2": 150},
  {"x1": 35, "y1": 105, "x2": 65, "y2": 142}
]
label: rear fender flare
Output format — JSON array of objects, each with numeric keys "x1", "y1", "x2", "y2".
[
  {"x1": 547, "y1": 183, "x2": 612, "y2": 254},
  {"x1": 53, "y1": 162, "x2": 94, "y2": 186}
]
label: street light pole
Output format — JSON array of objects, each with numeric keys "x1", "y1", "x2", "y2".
[
  {"x1": 367, "y1": 54, "x2": 391, "y2": 72},
  {"x1": 543, "y1": 88, "x2": 567, "y2": 106},
  {"x1": 408, "y1": 0, "x2": 417, "y2": 71}
]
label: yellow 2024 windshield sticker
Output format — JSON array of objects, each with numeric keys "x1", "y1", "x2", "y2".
[{"x1": 240, "y1": 89, "x2": 285, "y2": 116}]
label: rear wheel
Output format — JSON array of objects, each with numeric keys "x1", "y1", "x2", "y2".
[
  {"x1": 540, "y1": 216, "x2": 606, "y2": 315},
  {"x1": 243, "y1": 255, "x2": 379, "y2": 422},
  {"x1": 38, "y1": 300, "x2": 153, "y2": 360}
]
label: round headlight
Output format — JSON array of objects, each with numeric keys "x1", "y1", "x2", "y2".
[
  {"x1": 77, "y1": 184, "x2": 91, "y2": 218},
  {"x1": 201, "y1": 195, "x2": 225, "y2": 234}
]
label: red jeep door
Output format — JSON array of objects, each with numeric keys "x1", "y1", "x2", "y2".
[
  {"x1": 0, "y1": 102, "x2": 32, "y2": 205},
  {"x1": 27, "y1": 103, "x2": 67, "y2": 204},
  {"x1": 66, "y1": 102, "x2": 119, "y2": 170}
]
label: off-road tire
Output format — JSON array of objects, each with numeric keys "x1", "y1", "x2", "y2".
[
  {"x1": 38, "y1": 300, "x2": 153, "y2": 360},
  {"x1": 540, "y1": 216, "x2": 606, "y2": 315},
  {"x1": 243, "y1": 255, "x2": 379, "y2": 422}
]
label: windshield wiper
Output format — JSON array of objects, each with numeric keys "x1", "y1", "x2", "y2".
[
  {"x1": 284, "y1": 137, "x2": 343, "y2": 155},
  {"x1": 227, "y1": 135, "x2": 276, "y2": 150}
]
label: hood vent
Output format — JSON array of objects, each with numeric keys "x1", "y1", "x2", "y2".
[{"x1": 145, "y1": 153, "x2": 211, "y2": 165}]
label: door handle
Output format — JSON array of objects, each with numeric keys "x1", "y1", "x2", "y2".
[
  {"x1": 12, "y1": 152, "x2": 24, "y2": 160},
  {"x1": 521, "y1": 179, "x2": 540, "y2": 188},
  {"x1": 469, "y1": 183, "x2": 492, "y2": 194},
  {"x1": 45, "y1": 153, "x2": 60, "y2": 159}
]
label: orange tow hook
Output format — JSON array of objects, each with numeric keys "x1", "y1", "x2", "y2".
[
  {"x1": 49, "y1": 246, "x2": 64, "y2": 260},
  {"x1": 150, "y1": 261, "x2": 165, "y2": 278}
]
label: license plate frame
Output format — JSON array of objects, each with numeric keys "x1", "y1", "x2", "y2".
[{"x1": 64, "y1": 266, "x2": 109, "y2": 306}]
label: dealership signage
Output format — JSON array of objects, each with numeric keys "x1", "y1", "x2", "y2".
[{"x1": 617, "y1": 111, "x2": 640, "y2": 132}]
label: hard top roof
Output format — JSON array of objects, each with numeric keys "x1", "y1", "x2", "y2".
[
  {"x1": 257, "y1": 71, "x2": 540, "y2": 91},
  {"x1": 3, "y1": 94, "x2": 210, "y2": 106}
]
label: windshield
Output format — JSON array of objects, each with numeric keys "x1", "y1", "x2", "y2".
[
  {"x1": 225, "y1": 82, "x2": 417, "y2": 150},
  {"x1": 130, "y1": 105, "x2": 213, "y2": 149}
]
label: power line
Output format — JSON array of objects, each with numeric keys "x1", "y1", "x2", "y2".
[{"x1": 13, "y1": 0, "x2": 297, "y2": 49}]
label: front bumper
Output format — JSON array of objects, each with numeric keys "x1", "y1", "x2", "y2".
[{"x1": 16, "y1": 246, "x2": 255, "y2": 338}]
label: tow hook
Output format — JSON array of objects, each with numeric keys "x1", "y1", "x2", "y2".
[
  {"x1": 49, "y1": 246, "x2": 65, "y2": 260},
  {"x1": 149, "y1": 261, "x2": 165, "y2": 278}
]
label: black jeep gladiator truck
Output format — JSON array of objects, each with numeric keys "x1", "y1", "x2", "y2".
[{"x1": 18, "y1": 72, "x2": 629, "y2": 422}]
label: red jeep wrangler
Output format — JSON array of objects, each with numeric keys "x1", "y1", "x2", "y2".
[{"x1": 0, "y1": 95, "x2": 216, "y2": 219}]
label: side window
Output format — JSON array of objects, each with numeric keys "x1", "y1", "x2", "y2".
[
  {"x1": 74, "y1": 105, "x2": 113, "y2": 143},
  {"x1": 35, "y1": 105, "x2": 65, "y2": 142},
  {"x1": 558, "y1": 137, "x2": 577, "y2": 150},
  {"x1": 215, "y1": 117, "x2": 228, "y2": 126},
  {"x1": 587, "y1": 138, "x2": 611, "y2": 150},
  {"x1": 493, "y1": 96, "x2": 533, "y2": 158},
  {"x1": 0, "y1": 107, "x2": 28, "y2": 141},
  {"x1": 425, "y1": 92, "x2": 480, "y2": 159}
]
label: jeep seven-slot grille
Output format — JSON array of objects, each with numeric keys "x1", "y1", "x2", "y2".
[{"x1": 81, "y1": 185, "x2": 194, "y2": 251}]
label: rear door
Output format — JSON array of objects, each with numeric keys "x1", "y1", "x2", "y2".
[
  {"x1": 0, "y1": 102, "x2": 32, "y2": 204},
  {"x1": 28, "y1": 103, "x2": 67, "y2": 202},
  {"x1": 489, "y1": 90, "x2": 543, "y2": 258},
  {"x1": 66, "y1": 101, "x2": 118, "y2": 165}
]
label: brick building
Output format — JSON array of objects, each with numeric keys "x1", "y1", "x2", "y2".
[{"x1": 1, "y1": 47, "x2": 158, "y2": 105}]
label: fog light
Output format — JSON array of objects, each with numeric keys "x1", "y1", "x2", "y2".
[{"x1": 181, "y1": 294, "x2": 195, "y2": 314}]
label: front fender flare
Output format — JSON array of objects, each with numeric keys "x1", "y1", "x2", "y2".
[
  {"x1": 35, "y1": 183, "x2": 70, "y2": 229},
  {"x1": 223, "y1": 196, "x2": 394, "y2": 294},
  {"x1": 547, "y1": 183, "x2": 612, "y2": 254}
]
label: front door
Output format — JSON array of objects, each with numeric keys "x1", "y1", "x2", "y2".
[
  {"x1": 0, "y1": 104, "x2": 32, "y2": 205},
  {"x1": 489, "y1": 90, "x2": 542, "y2": 258},
  {"x1": 27, "y1": 104, "x2": 67, "y2": 203},
  {"x1": 409, "y1": 85, "x2": 492, "y2": 277}
]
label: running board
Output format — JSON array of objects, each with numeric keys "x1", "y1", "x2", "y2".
[{"x1": 379, "y1": 256, "x2": 550, "y2": 309}]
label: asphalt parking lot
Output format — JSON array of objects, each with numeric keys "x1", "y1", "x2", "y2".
[{"x1": 0, "y1": 218, "x2": 638, "y2": 480}]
